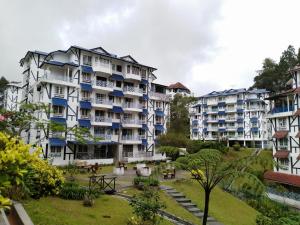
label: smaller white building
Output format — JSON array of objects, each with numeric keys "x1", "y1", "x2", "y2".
[
  {"x1": 167, "y1": 82, "x2": 191, "y2": 98},
  {"x1": 3, "y1": 81, "x2": 22, "y2": 111}
]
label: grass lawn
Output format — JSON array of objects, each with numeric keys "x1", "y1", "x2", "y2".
[
  {"x1": 121, "y1": 187, "x2": 201, "y2": 225},
  {"x1": 23, "y1": 195, "x2": 173, "y2": 225},
  {"x1": 164, "y1": 179, "x2": 259, "y2": 225}
]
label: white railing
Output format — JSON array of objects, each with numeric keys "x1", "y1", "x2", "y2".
[
  {"x1": 121, "y1": 135, "x2": 140, "y2": 141},
  {"x1": 134, "y1": 151, "x2": 152, "y2": 158},
  {"x1": 123, "y1": 151, "x2": 133, "y2": 158},
  {"x1": 123, "y1": 102, "x2": 143, "y2": 109},
  {"x1": 123, "y1": 86, "x2": 143, "y2": 94},
  {"x1": 94, "y1": 133, "x2": 112, "y2": 140},
  {"x1": 53, "y1": 93, "x2": 65, "y2": 98},
  {"x1": 80, "y1": 115, "x2": 91, "y2": 119},
  {"x1": 94, "y1": 116, "x2": 112, "y2": 123},
  {"x1": 227, "y1": 126, "x2": 237, "y2": 129},
  {"x1": 226, "y1": 107, "x2": 236, "y2": 111},
  {"x1": 122, "y1": 118, "x2": 143, "y2": 125},
  {"x1": 277, "y1": 125, "x2": 287, "y2": 131},
  {"x1": 149, "y1": 91, "x2": 170, "y2": 100},
  {"x1": 81, "y1": 97, "x2": 91, "y2": 101},
  {"x1": 94, "y1": 80, "x2": 114, "y2": 88},
  {"x1": 226, "y1": 117, "x2": 236, "y2": 120},
  {"x1": 52, "y1": 113, "x2": 64, "y2": 117},
  {"x1": 93, "y1": 98, "x2": 113, "y2": 105},
  {"x1": 42, "y1": 72, "x2": 73, "y2": 83}
]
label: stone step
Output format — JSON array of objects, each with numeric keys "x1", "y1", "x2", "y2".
[
  {"x1": 187, "y1": 207, "x2": 201, "y2": 213},
  {"x1": 176, "y1": 198, "x2": 191, "y2": 203},
  {"x1": 194, "y1": 212, "x2": 204, "y2": 218},
  {"x1": 166, "y1": 190, "x2": 179, "y2": 194},
  {"x1": 169, "y1": 193, "x2": 185, "y2": 198},
  {"x1": 160, "y1": 186, "x2": 174, "y2": 191},
  {"x1": 208, "y1": 222, "x2": 224, "y2": 225},
  {"x1": 180, "y1": 202, "x2": 197, "y2": 208}
]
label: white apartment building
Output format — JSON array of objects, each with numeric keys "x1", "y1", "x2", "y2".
[
  {"x1": 3, "y1": 81, "x2": 22, "y2": 111},
  {"x1": 190, "y1": 88, "x2": 270, "y2": 148},
  {"x1": 264, "y1": 65, "x2": 300, "y2": 190},
  {"x1": 19, "y1": 46, "x2": 169, "y2": 165}
]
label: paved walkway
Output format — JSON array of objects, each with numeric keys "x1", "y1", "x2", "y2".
[
  {"x1": 268, "y1": 192, "x2": 300, "y2": 211},
  {"x1": 160, "y1": 185, "x2": 224, "y2": 225}
]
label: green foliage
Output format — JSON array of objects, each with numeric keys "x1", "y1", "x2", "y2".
[
  {"x1": 169, "y1": 94, "x2": 197, "y2": 136},
  {"x1": 59, "y1": 182, "x2": 101, "y2": 201},
  {"x1": 186, "y1": 140, "x2": 228, "y2": 154},
  {"x1": 133, "y1": 177, "x2": 159, "y2": 188},
  {"x1": 130, "y1": 187, "x2": 165, "y2": 225},
  {"x1": 232, "y1": 142, "x2": 241, "y2": 151},
  {"x1": 157, "y1": 132, "x2": 188, "y2": 148},
  {"x1": 256, "y1": 214, "x2": 272, "y2": 225},
  {"x1": 158, "y1": 146, "x2": 181, "y2": 161},
  {"x1": 252, "y1": 45, "x2": 300, "y2": 93}
]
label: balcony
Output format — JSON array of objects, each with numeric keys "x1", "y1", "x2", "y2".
[
  {"x1": 207, "y1": 118, "x2": 218, "y2": 123},
  {"x1": 226, "y1": 107, "x2": 236, "y2": 112},
  {"x1": 207, "y1": 126, "x2": 218, "y2": 131},
  {"x1": 271, "y1": 106, "x2": 294, "y2": 114},
  {"x1": 122, "y1": 102, "x2": 143, "y2": 112},
  {"x1": 92, "y1": 116, "x2": 112, "y2": 126},
  {"x1": 92, "y1": 80, "x2": 114, "y2": 91},
  {"x1": 94, "y1": 133, "x2": 112, "y2": 140},
  {"x1": 227, "y1": 126, "x2": 237, "y2": 131},
  {"x1": 93, "y1": 63, "x2": 112, "y2": 74},
  {"x1": 39, "y1": 72, "x2": 76, "y2": 86},
  {"x1": 121, "y1": 135, "x2": 142, "y2": 144},
  {"x1": 225, "y1": 117, "x2": 236, "y2": 121},
  {"x1": 123, "y1": 86, "x2": 143, "y2": 96},
  {"x1": 125, "y1": 72, "x2": 142, "y2": 81},
  {"x1": 91, "y1": 98, "x2": 113, "y2": 109},
  {"x1": 149, "y1": 91, "x2": 170, "y2": 101},
  {"x1": 122, "y1": 118, "x2": 143, "y2": 128}
]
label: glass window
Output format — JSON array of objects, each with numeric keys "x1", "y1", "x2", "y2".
[
  {"x1": 116, "y1": 65, "x2": 122, "y2": 72},
  {"x1": 50, "y1": 146, "x2": 62, "y2": 157},
  {"x1": 127, "y1": 65, "x2": 130, "y2": 73}
]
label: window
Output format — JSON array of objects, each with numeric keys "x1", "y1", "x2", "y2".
[
  {"x1": 155, "y1": 116, "x2": 162, "y2": 124},
  {"x1": 112, "y1": 64, "x2": 116, "y2": 71},
  {"x1": 95, "y1": 57, "x2": 99, "y2": 63},
  {"x1": 53, "y1": 105, "x2": 64, "y2": 116},
  {"x1": 279, "y1": 138, "x2": 288, "y2": 149},
  {"x1": 54, "y1": 86, "x2": 64, "y2": 97},
  {"x1": 127, "y1": 65, "x2": 131, "y2": 73},
  {"x1": 83, "y1": 55, "x2": 92, "y2": 66},
  {"x1": 100, "y1": 58, "x2": 109, "y2": 67},
  {"x1": 156, "y1": 101, "x2": 162, "y2": 109},
  {"x1": 116, "y1": 65, "x2": 122, "y2": 72},
  {"x1": 81, "y1": 109, "x2": 90, "y2": 118},
  {"x1": 116, "y1": 81, "x2": 122, "y2": 88},
  {"x1": 279, "y1": 118, "x2": 286, "y2": 129},
  {"x1": 50, "y1": 146, "x2": 61, "y2": 157},
  {"x1": 141, "y1": 69, "x2": 146, "y2": 77},
  {"x1": 68, "y1": 69, "x2": 73, "y2": 78},
  {"x1": 132, "y1": 66, "x2": 140, "y2": 75},
  {"x1": 82, "y1": 72, "x2": 91, "y2": 83},
  {"x1": 279, "y1": 158, "x2": 289, "y2": 169},
  {"x1": 138, "y1": 144, "x2": 145, "y2": 151},
  {"x1": 82, "y1": 91, "x2": 90, "y2": 100}
]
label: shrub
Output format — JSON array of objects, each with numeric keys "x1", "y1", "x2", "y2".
[
  {"x1": 133, "y1": 177, "x2": 159, "y2": 188},
  {"x1": 256, "y1": 214, "x2": 272, "y2": 225},
  {"x1": 158, "y1": 146, "x2": 181, "y2": 161},
  {"x1": 232, "y1": 142, "x2": 241, "y2": 151},
  {"x1": 59, "y1": 182, "x2": 87, "y2": 200},
  {"x1": 186, "y1": 140, "x2": 227, "y2": 154},
  {"x1": 156, "y1": 132, "x2": 188, "y2": 148}
]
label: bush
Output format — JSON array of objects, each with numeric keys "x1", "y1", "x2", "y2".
[
  {"x1": 59, "y1": 182, "x2": 87, "y2": 200},
  {"x1": 158, "y1": 146, "x2": 181, "y2": 161},
  {"x1": 24, "y1": 159, "x2": 65, "y2": 198},
  {"x1": 232, "y1": 142, "x2": 241, "y2": 151},
  {"x1": 186, "y1": 140, "x2": 227, "y2": 154},
  {"x1": 256, "y1": 214, "x2": 272, "y2": 225},
  {"x1": 133, "y1": 177, "x2": 159, "y2": 188},
  {"x1": 156, "y1": 133, "x2": 188, "y2": 148}
]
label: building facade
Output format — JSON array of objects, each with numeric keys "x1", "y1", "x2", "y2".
[
  {"x1": 265, "y1": 65, "x2": 300, "y2": 189},
  {"x1": 19, "y1": 46, "x2": 169, "y2": 165},
  {"x1": 167, "y1": 82, "x2": 191, "y2": 98},
  {"x1": 3, "y1": 81, "x2": 22, "y2": 111},
  {"x1": 190, "y1": 88, "x2": 270, "y2": 148}
]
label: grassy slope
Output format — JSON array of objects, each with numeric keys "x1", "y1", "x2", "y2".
[
  {"x1": 23, "y1": 195, "x2": 173, "y2": 225},
  {"x1": 164, "y1": 179, "x2": 259, "y2": 225}
]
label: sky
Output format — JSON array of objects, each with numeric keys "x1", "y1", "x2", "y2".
[{"x1": 0, "y1": 0, "x2": 300, "y2": 96}]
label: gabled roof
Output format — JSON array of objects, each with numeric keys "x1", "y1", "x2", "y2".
[
  {"x1": 90, "y1": 46, "x2": 110, "y2": 56},
  {"x1": 120, "y1": 55, "x2": 138, "y2": 63},
  {"x1": 168, "y1": 82, "x2": 190, "y2": 92}
]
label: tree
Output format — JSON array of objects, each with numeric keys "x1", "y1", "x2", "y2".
[
  {"x1": 158, "y1": 146, "x2": 182, "y2": 161},
  {"x1": 129, "y1": 186, "x2": 165, "y2": 225},
  {"x1": 176, "y1": 149, "x2": 264, "y2": 225},
  {"x1": 157, "y1": 132, "x2": 188, "y2": 148},
  {"x1": 169, "y1": 94, "x2": 197, "y2": 136},
  {"x1": 252, "y1": 45, "x2": 299, "y2": 93}
]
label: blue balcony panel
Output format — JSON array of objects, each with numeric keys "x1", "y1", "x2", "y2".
[
  {"x1": 271, "y1": 106, "x2": 294, "y2": 114},
  {"x1": 112, "y1": 122, "x2": 121, "y2": 129},
  {"x1": 218, "y1": 102, "x2": 226, "y2": 107},
  {"x1": 111, "y1": 73, "x2": 124, "y2": 81},
  {"x1": 250, "y1": 117, "x2": 258, "y2": 123},
  {"x1": 81, "y1": 65, "x2": 93, "y2": 73},
  {"x1": 141, "y1": 79, "x2": 148, "y2": 85},
  {"x1": 218, "y1": 111, "x2": 226, "y2": 115},
  {"x1": 80, "y1": 101, "x2": 92, "y2": 109},
  {"x1": 219, "y1": 128, "x2": 226, "y2": 132},
  {"x1": 141, "y1": 108, "x2": 148, "y2": 115},
  {"x1": 218, "y1": 119, "x2": 225, "y2": 124},
  {"x1": 154, "y1": 124, "x2": 164, "y2": 131},
  {"x1": 78, "y1": 119, "x2": 91, "y2": 128},
  {"x1": 203, "y1": 128, "x2": 207, "y2": 132},
  {"x1": 142, "y1": 124, "x2": 148, "y2": 130},
  {"x1": 142, "y1": 94, "x2": 148, "y2": 101},
  {"x1": 237, "y1": 99, "x2": 244, "y2": 105},
  {"x1": 51, "y1": 117, "x2": 66, "y2": 124},
  {"x1": 110, "y1": 90, "x2": 124, "y2": 97},
  {"x1": 237, "y1": 127, "x2": 244, "y2": 132},
  {"x1": 52, "y1": 97, "x2": 67, "y2": 107},
  {"x1": 237, "y1": 109, "x2": 244, "y2": 113},
  {"x1": 142, "y1": 139, "x2": 148, "y2": 146},
  {"x1": 155, "y1": 110, "x2": 164, "y2": 117},
  {"x1": 237, "y1": 118, "x2": 244, "y2": 123},
  {"x1": 112, "y1": 106, "x2": 124, "y2": 113},
  {"x1": 80, "y1": 83, "x2": 92, "y2": 92},
  {"x1": 251, "y1": 127, "x2": 259, "y2": 132},
  {"x1": 49, "y1": 138, "x2": 66, "y2": 147}
]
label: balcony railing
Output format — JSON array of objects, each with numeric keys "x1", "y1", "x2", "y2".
[
  {"x1": 93, "y1": 98, "x2": 113, "y2": 105},
  {"x1": 121, "y1": 135, "x2": 141, "y2": 141},
  {"x1": 82, "y1": 78, "x2": 92, "y2": 83},
  {"x1": 123, "y1": 86, "x2": 143, "y2": 94},
  {"x1": 271, "y1": 106, "x2": 294, "y2": 114},
  {"x1": 94, "y1": 133, "x2": 112, "y2": 140},
  {"x1": 277, "y1": 125, "x2": 287, "y2": 131},
  {"x1": 122, "y1": 151, "x2": 133, "y2": 158},
  {"x1": 122, "y1": 119, "x2": 143, "y2": 125},
  {"x1": 94, "y1": 116, "x2": 112, "y2": 123},
  {"x1": 41, "y1": 73, "x2": 73, "y2": 83},
  {"x1": 123, "y1": 102, "x2": 143, "y2": 109},
  {"x1": 94, "y1": 80, "x2": 114, "y2": 88}
]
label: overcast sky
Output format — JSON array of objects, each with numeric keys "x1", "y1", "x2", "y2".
[{"x1": 1, "y1": 0, "x2": 300, "y2": 95}]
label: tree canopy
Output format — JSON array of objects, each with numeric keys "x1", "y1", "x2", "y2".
[{"x1": 252, "y1": 45, "x2": 300, "y2": 93}]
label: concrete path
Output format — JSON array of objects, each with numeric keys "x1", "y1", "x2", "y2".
[{"x1": 160, "y1": 185, "x2": 224, "y2": 225}]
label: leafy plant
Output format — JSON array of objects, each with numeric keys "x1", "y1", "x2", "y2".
[
  {"x1": 186, "y1": 140, "x2": 228, "y2": 154},
  {"x1": 158, "y1": 146, "x2": 182, "y2": 161},
  {"x1": 232, "y1": 142, "x2": 241, "y2": 151}
]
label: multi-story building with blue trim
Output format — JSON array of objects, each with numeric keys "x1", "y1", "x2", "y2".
[
  {"x1": 19, "y1": 46, "x2": 169, "y2": 165},
  {"x1": 190, "y1": 88, "x2": 270, "y2": 148},
  {"x1": 3, "y1": 81, "x2": 22, "y2": 111}
]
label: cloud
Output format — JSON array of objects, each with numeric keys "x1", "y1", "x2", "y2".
[{"x1": 0, "y1": 0, "x2": 223, "y2": 95}]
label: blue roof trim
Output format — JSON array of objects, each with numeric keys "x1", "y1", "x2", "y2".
[
  {"x1": 112, "y1": 106, "x2": 124, "y2": 113},
  {"x1": 155, "y1": 109, "x2": 164, "y2": 117},
  {"x1": 80, "y1": 83, "x2": 92, "y2": 92},
  {"x1": 111, "y1": 74, "x2": 124, "y2": 81},
  {"x1": 154, "y1": 124, "x2": 164, "y2": 131},
  {"x1": 80, "y1": 101, "x2": 92, "y2": 109},
  {"x1": 78, "y1": 119, "x2": 91, "y2": 128},
  {"x1": 41, "y1": 60, "x2": 79, "y2": 68},
  {"x1": 112, "y1": 122, "x2": 121, "y2": 129},
  {"x1": 50, "y1": 117, "x2": 66, "y2": 124},
  {"x1": 200, "y1": 88, "x2": 268, "y2": 98},
  {"x1": 49, "y1": 138, "x2": 66, "y2": 147},
  {"x1": 52, "y1": 97, "x2": 67, "y2": 107},
  {"x1": 110, "y1": 90, "x2": 124, "y2": 97},
  {"x1": 81, "y1": 65, "x2": 93, "y2": 73},
  {"x1": 141, "y1": 79, "x2": 148, "y2": 85}
]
